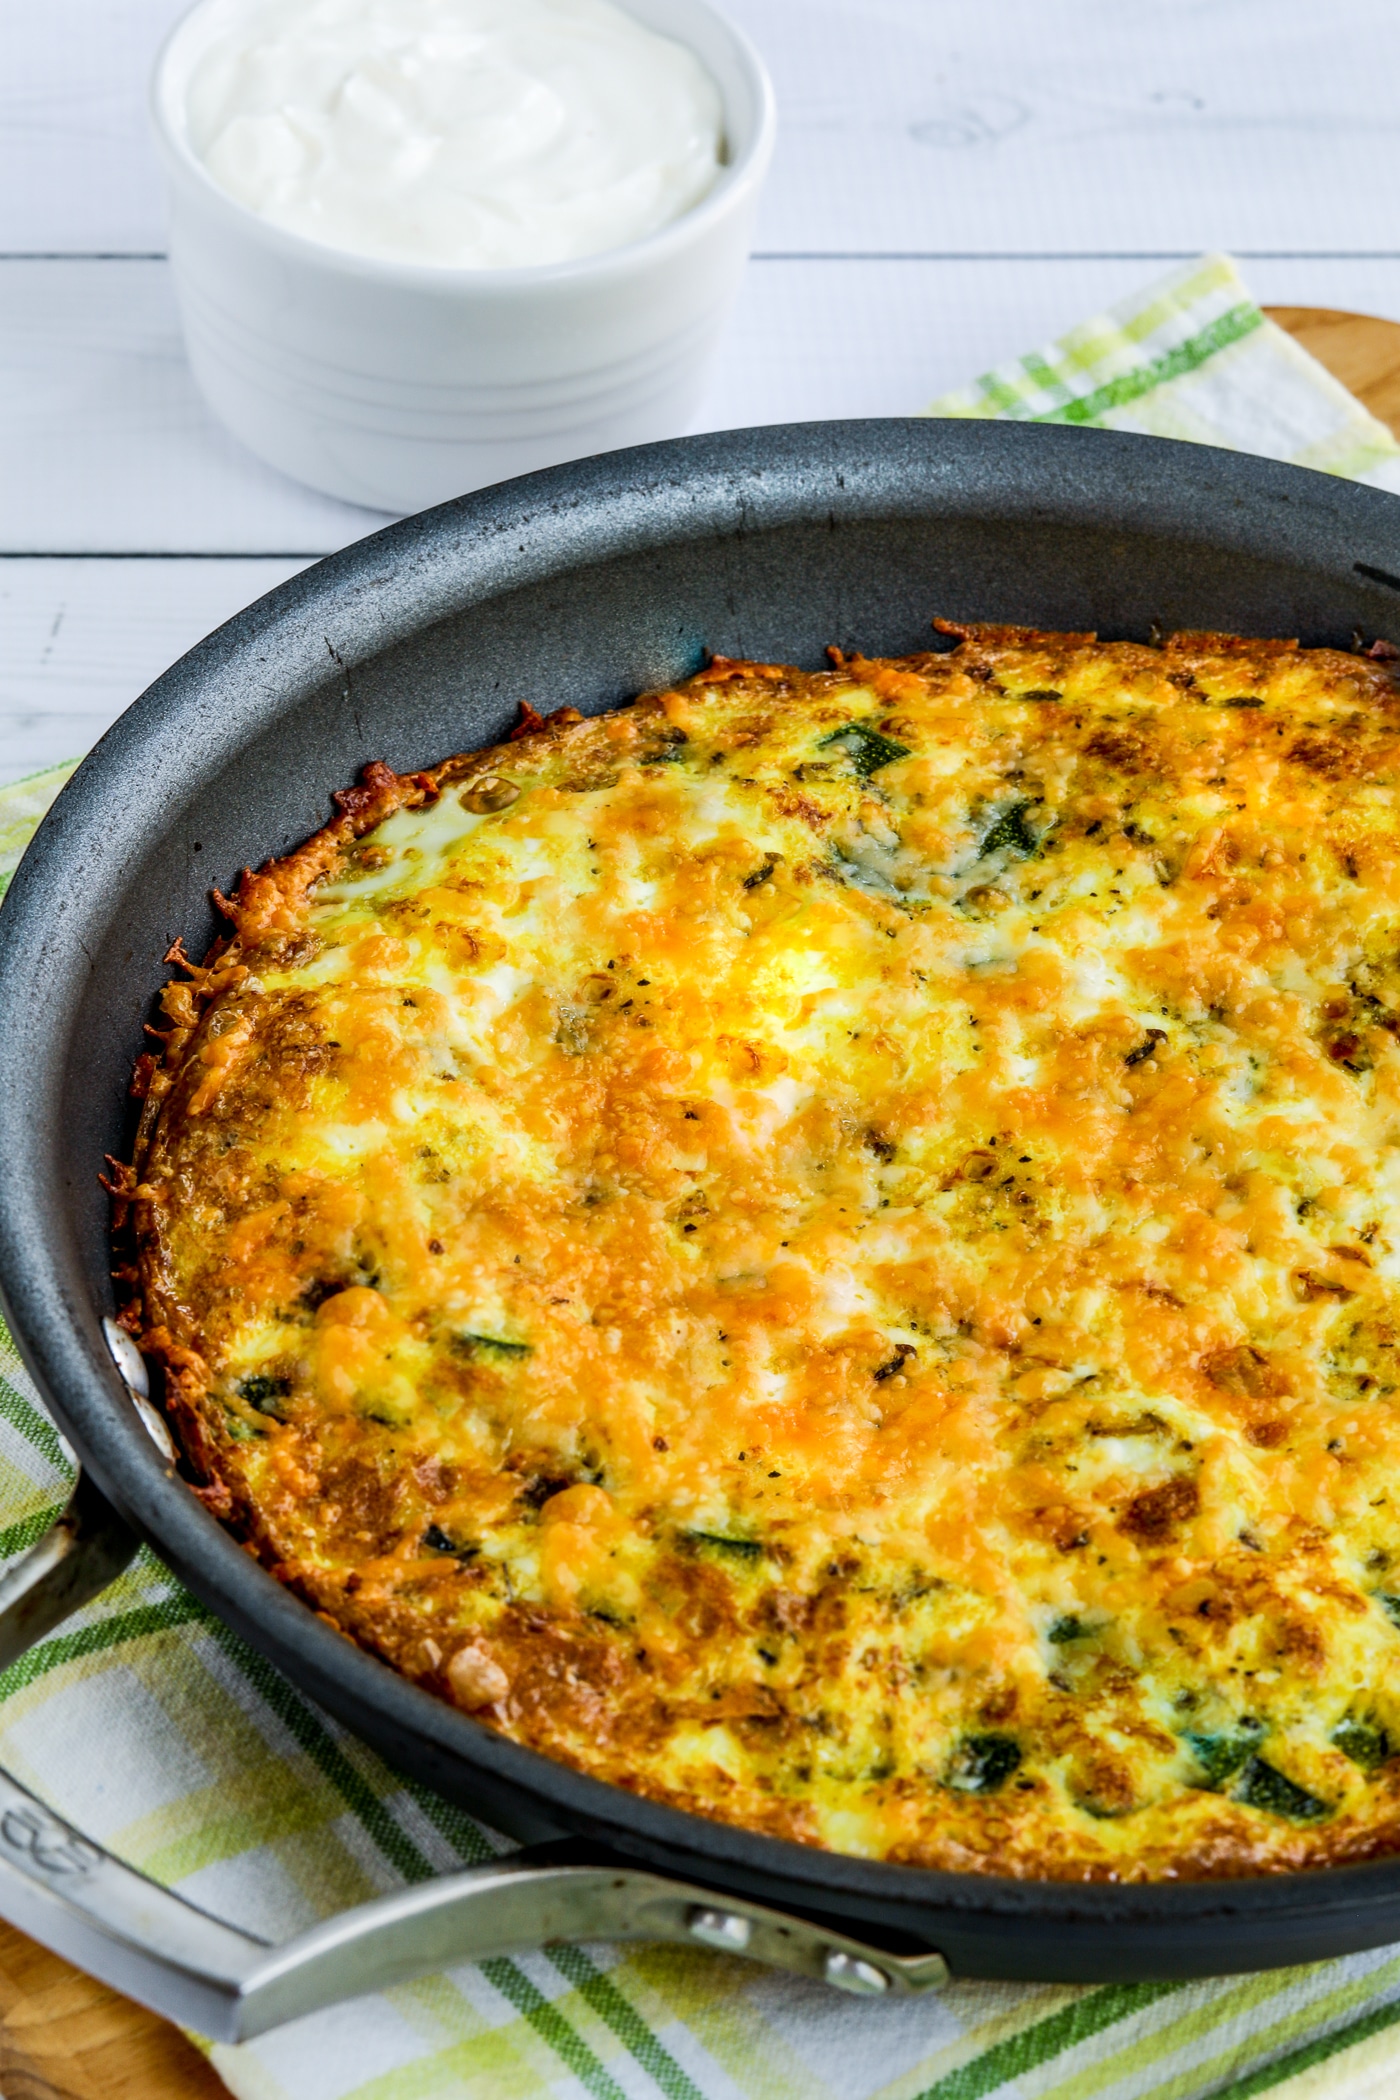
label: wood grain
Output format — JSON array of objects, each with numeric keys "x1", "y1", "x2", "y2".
[
  {"x1": 0, "y1": 1920, "x2": 225, "y2": 2099},
  {"x1": 1264, "y1": 306, "x2": 1400, "y2": 441}
]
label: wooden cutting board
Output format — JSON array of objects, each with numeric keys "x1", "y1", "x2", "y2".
[
  {"x1": 1263, "y1": 306, "x2": 1400, "y2": 437},
  {"x1": 2, "y1": 301, "x2": 1399, "y2": 2100},
  {"x1": 0, "y1": 1920, "x2": 224, "y2": 2098}
]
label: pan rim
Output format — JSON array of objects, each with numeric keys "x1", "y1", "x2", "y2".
[{"x1": 7, "y1": 417, "x2": 1400, "y2": 1951}]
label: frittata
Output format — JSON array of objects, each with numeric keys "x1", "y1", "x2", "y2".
[{"x1": 115, "y1": 621, "x2": 1400, "y2": 1880}]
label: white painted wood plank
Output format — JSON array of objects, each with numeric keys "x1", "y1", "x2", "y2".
[
  {"x1": 0, "y1": 261, "x2": 387, "y2": 551},
  {"x1": 2, "y1": 0, "x2": 186, "y2": 254},
  {"x1": 740, "y1": 0, "x2": 1400, "y2": 257},
  {"x1": 7, "y1": 0, "x2": 1400, "y2": 258},
  {"x1": 8, "y1": 242, "x2": 1400, "y2": 780},
  {"x1": 8, "y1": 252, "x2": 1400, "y2": 556},
  {"x1": 705, "y1": 254, "x2": 1400, "y2": 433},
  {"x1": 0, "y1": 557, "x2": 308, "y2": 782}
]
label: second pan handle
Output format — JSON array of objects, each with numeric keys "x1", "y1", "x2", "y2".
[{"x1": 0, "y1": 1438, "x2": 948, "y2": 2040}]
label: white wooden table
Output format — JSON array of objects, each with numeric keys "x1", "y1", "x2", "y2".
[{"x1": 7, "y1": 0, "x2": 1400, "y2": 786}]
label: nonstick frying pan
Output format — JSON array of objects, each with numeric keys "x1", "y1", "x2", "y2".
[{"x1": 5, "y1": 419, "x2": 1400, "y2": 2037}]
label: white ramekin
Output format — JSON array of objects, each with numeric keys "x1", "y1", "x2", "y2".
[{"x1": 151, "y1": 0, "x2": 775, "y2": 513}]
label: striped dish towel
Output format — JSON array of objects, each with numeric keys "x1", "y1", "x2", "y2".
[
  {"x1": 6, "y1": 255, "x2": 1400, "y2": 2099},
  {"x1": 924, "y1": 250, "x2": 1400, "y2": 493}
]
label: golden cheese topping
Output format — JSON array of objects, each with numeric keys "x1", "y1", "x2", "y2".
[{"x1": 120, "y1": 623, "x2": 1400, "y2": 1880}]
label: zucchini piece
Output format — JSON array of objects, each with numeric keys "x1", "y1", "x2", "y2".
[
  {"x1": 820, "y1": 722, "x2": 910, "y2": 777},
  {"x1": 362, "y1": 1402, "x2": 414, "y2": 1429},
  {"x1": 239, "y1": 1373, "x2": 291, "y2": 1416},
  {"x1": 1234, "y1": 1755, "x2": 1329, "y2": 1821},
  {"x1": 451, "y1": 1331, "x2": 531, "y2": 1360},
  {"x1": 687, "y1": 1530, "x2": 763, "y2": 1560},
  {"x1": 1124, "y1": 1028, "x2": 1168, "y2": 1068},
  {"x1": 743, "y1": 852, "x2": 782, "y2": 890},
  {"x1": 1377, "y1": 1593, "x2": 1400, "y2": 1628},
  {"x1": 946, "y1": 1733, "x2": 1022, "y2": 1793},
  {"x1": 421, "y1": 1524, "x2": 478, "y2": 1562},
  {"x1": 1048, "y1": 1613, "x2": 1088, "y2": 1645},
  {"x1": 1333, "y1": 1717, "x2": 1390, "y2": 1771},
  {"x1": 1185, "y1": 1719, "x2": 1264, "y2": 1789},
  {"x1": 221, "y1": 1411, "x2": 264, "y2": 1442},
  {"x1": 980, "y1": 801, "x2": 1039, "y2": 859}
]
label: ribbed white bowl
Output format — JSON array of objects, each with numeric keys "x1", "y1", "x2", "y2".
[{"x1": 151, "y1": 0, "x2": 776, "y2": 512}]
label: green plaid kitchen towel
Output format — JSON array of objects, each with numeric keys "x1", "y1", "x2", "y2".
[
  {"x1": 924, "y1": 250, "x2": 1400, "y2": 492},
  {"x1": 7, "y1": 254, "x2": 1400, "y2": 2099}
]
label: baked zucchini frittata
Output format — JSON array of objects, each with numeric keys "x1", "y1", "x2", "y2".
[{"x1": 117, "y1": 622, "x2": 1400, "y2": 1880}]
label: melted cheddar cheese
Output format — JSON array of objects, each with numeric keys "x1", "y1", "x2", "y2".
[{"x1": 122, "y1": 624, "x2": 1400, "y2": 1878}]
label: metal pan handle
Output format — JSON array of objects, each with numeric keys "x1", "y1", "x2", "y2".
[{"x1": 0, "y1": 1462, "x2": 947, "y2": 2041}]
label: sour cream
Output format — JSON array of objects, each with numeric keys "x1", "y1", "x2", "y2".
[{"x1": 185, "y1": 0, "x2": 726, "y2": 269}]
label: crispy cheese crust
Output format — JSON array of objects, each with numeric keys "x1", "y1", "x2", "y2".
[{"x1": 117, "y1": 624, "x2": 1400, "y2": 1880}]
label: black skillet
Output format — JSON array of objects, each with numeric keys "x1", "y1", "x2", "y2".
[{"x1": 3, "y1": 421, "x2": 1400, "y2": 2034}]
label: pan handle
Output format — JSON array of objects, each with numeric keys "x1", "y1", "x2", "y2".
[
  {"x1": 0, "y1": 1467, "x2": 948, "y2": 2041},
  {"x1": 0, "y1": 1462, "x2": 141, "y2": 1671}
]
